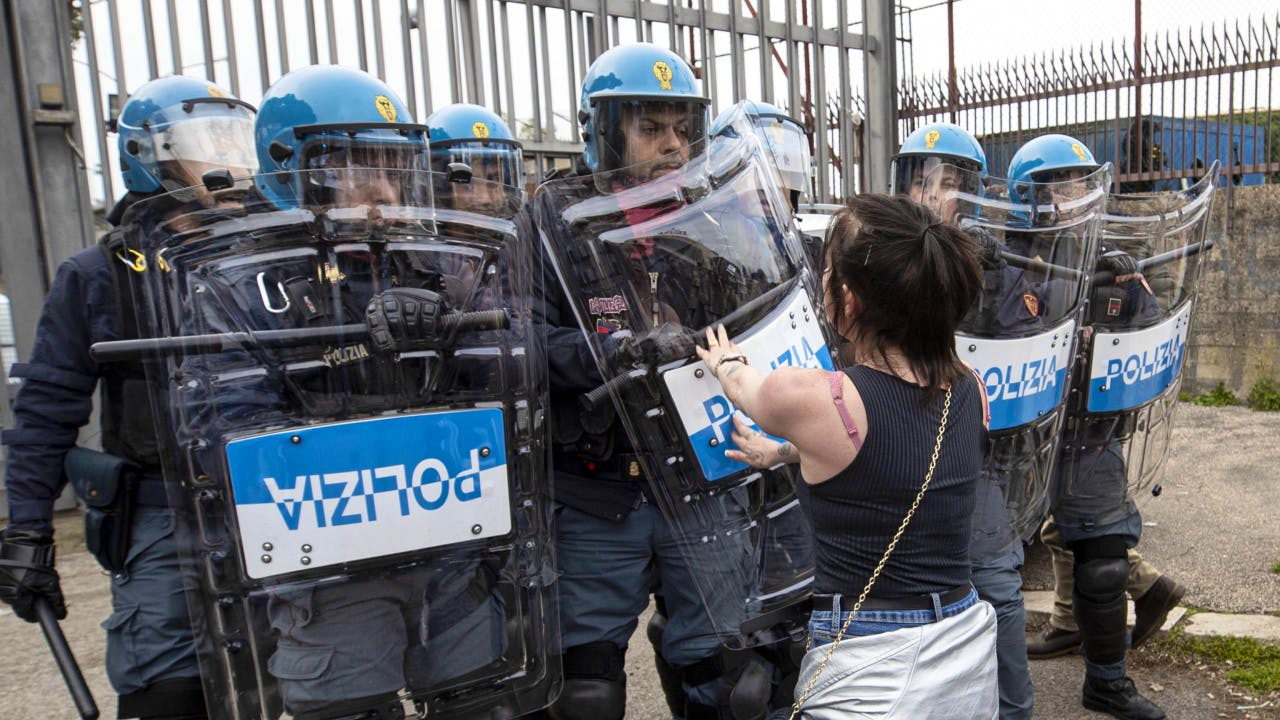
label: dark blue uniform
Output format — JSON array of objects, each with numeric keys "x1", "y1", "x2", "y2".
[{"x1": 2, "y1": 201, "x2": 205, "y2": 717}]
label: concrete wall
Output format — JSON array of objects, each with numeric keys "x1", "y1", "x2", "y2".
[{"x1": 1184, "y1": 183, "x2": 1280, "y2": 396}]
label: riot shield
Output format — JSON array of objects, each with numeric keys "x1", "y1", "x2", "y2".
[
  {"x1": 536, "y1": 111, "x2": 835, "y2": 647},
  {"x1": 1055, "y1": 163, "x2": 1219, "y2": 525},
  {"x1": 100, "y1": 169, "x2": 556, "y2": 720},
  {"x1": 928, "y1": 163, "x2": 1114, "y2": 540}
]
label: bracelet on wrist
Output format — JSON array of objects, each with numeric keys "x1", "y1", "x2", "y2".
[{"x1": 715, "y1": 353, "x2": 748, "y2": 371}]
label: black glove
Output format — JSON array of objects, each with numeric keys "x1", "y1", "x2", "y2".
[
  {"x1": 366, "y1": 288, "x2": 448, "y2": 353},
  {"x1": 1097, "y1": 249, "x2": 1139, "y2": 278},
  {"x1": 0, "y1": 528, "x2": 66, "y2": 624},
  {"x1": 971, "y1": 227, "x2": 1006, "y2": 270},
  {"x1": 612, "y1": 323, "x2": 699, "y2": 368}
]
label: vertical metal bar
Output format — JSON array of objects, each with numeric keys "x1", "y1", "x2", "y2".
[
  {"x1": 141, "y1": 0, "x2": 159, "y2": 78},
  {"x1": 275, "y1": 0, "x2": 290, "y2": 74},
  {"x1": 355, "y1": 0, "x2": 369, "y2": 71},
  {"x1": 417, "y1": 0, "x2": 435, "y2": 115},
  {"x1": 399, "y1": 0, "x2": 417, "y2": 112},
  {"x1": 444, "y1": 0, "x2": 462, "y2": 100},
  {"x1": 836, "y1": 0, "x2": 851, "y2": 198},
  {"x1": 861, "y1": 0, "x2": 897, "y2": 194},
  {"x1": 486, "y1": 0, "x2": 502, "y2": 112},
  {"x1": 756, "y1": 0, "x2": 772, "y2": 103},
  {"x1": 222, "y1": 0, "x2": 240, "y2": 95},
  {"x1": 306, "y1": 0, "x2": 320, "y2": 64},
  {"x1": 667, "y1": 1, "x2": 678, "y2": 53},
  {"x1": 594, "y1": 0, "x2": 607, "y2": 57},
  {"x1": 813, "y1": 0, "x2": 827, "y2": 197},
  {"x1": 502, "y1": 1, "x2": 516, "y2": 124},
  {"x1": 727, "y1": 0, "x2": 744, "y2": 102},
  {"x1": 785, "y1": 0, "x2": 800, "y2": 122},
  {"x1": 539, "y1": 6, "x2": 555, "y2": 145},
  {"x1": 372, "y1": 0, "x2": 387, "y2": 80},
  {"x1": 458, "y1": 0, "x2": 485, "y2": 103},
  {"x1": 80, "y1": 1, "x2": 115, "y2": 203},
  {"x1": 327, "y1": 0, "x2": 339, "y2": 63},
  {"x1": 199, "y1": 1, "x2": 216, "y2": 79},
  {"x1": 254, "y1": 0, "x2": 271, "y2": 89},
  {"x1": 562, "y1": 0, "x2": 578, "y2": 140},
  {"x1": 525, "y1": 3, "x2": 544, "y2": 145},
  {"x1": 107, "y1": 0, "x2": 128, "y2": 100}
]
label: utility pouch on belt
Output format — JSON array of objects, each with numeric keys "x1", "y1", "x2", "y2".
[{"x1": 65, "y1": 447, "x2": 136, "y2": 574}]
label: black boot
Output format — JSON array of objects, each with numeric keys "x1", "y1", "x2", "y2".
[
  {"x1": 1131, "y1": 575, "x2": 1186, "y2": 648},
  {"x1": 1082, "y1": 676, "x2": 1166, "y2": 720},
  {"x1": 1026, "y1": 626, "x2": 1081, "y2": 659}
]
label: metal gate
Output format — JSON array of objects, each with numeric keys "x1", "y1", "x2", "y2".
[{"x1": 70, "y1": 0, "x2": 879, "y2": 208}]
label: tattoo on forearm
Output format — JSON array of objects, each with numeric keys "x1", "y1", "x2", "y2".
[{"x1": 777, "y1": 442, "x2": 794, "y2": 458}]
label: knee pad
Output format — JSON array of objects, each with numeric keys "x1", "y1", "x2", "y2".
[
  {"x1": 1075, "y1": 556, "x2": 1129, "y2": 602},
  {"x1": 547, "y1": 678, "x2": 625, "y2": 720},
  {"x1": 116, "y1": 677, "x2": 208, "y2": 719},
  {"x1": 1073, "y1": 552, "x2": 1130, "y2": 667},
  {"x1": 548, "y1": 642, "x2": 626, "y2": 720},
  {"x1": 645, "y1": 609, "x2": 686, "y2": 717}
]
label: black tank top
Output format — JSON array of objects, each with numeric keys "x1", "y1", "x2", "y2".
[{"x1": 795, "y1": 366, "x2": 986, "y2": 598}]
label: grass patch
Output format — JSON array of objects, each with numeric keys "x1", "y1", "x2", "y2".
[
  {"x1": 1185, "y1": 382, "x2": 1238, "y2": 407},
  {"x1": 1247, "y1": 378, "x2": 1280, "y2": 412},
  {"x1": 1164, "y1": 631, "x2": 1280, "y2": 695},
  {"x1": 1270, "y1": 560, "x2": 1280, "y2": 575}
]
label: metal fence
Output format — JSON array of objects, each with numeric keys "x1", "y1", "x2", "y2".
[
  {"x1": 898, "y1": 12, "x2": 1280, "y2": 196},
  {"x1": 70, "y1": 0, "x2": 870, "y2": 206}
]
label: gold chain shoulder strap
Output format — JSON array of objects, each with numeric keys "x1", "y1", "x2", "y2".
[{"x1": 787, "y1": 386, "x2": 954, "y2": 720}]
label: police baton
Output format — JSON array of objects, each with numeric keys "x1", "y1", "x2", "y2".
[
  {"x1": 1091, "y1": 238, "x2": 1215, "y2": 287},
  {"x1": 34, "y1": 598, "x2": 99, "y2": 720},
  {"x1": 89, "y1": 310, "x2": 509, "y2": 362}
]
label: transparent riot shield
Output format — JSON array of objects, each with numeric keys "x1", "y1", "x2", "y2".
[
  {"x1": 536, "y1": 111, "x2": 835, "y2": 647},
  {"x1": 1055, "y1": 163, "x2": 1219, "y2": 527},
  {"x1": 95, "y1": 169, "x2": 556, "y2": 720},
  {"x1": 929, "y1": 163, "x2": 1114, "y2": 540}
]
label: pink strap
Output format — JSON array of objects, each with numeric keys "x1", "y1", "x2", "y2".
[
  {"x1": 969, "y1": 366, "x2": 991, "y2": 429},
  {"x1": 829, "y1": 371, "x2": 863, "y2": 451}
]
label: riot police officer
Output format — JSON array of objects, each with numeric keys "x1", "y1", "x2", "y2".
[
  {"x1": 1009, "y1": 135, "x2": 1167, "y2": 720},
  {"x1": 427, "y1": 103, "x2": 528, "y2": 213},
  {"x1": 238, "y1": 65, "x2": 520, "y2": 719},
  {"x1": 892, "y1": 121, "x2": 1036, "y2": 720},
  {"x1": 0, "y1": 75, "x2": 257, "y2": 719},
  {"x1": 518, "y1": 43, "x2": 771, "y2": 720}
]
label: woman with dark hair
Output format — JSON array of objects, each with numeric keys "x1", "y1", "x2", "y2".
[{"x1": 697, "y1": 193, "x2": 999, "y2": 719}]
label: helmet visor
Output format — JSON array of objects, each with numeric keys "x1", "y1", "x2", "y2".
[
  {"x1": 150, "y1": 106, "x2": 257, "y2": 185},
  {"x1": 892, "y1": 156, "x2": 982, "y2": 224},
  {"x1": 300, "y1": 139, "x2": 430, "y2": 207},
  {"x1": 591, "y1": 99, "x2": 708, "y2": 182},
  {"x1": 752, "y1": 115, "x2": 810, "y2": 196}
]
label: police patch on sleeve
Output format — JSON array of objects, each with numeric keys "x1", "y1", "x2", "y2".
[{"x1": 1022, "y1": 293, "x2": 1039, "y2": 317}]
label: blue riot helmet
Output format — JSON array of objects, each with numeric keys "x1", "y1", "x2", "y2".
[
  {"x1": 713, "y1": 100, "x2": 811, "y2": 209},
  {"x1": 116, "y1": 75, "x2": 257, "y2": 194},
  {"x1": 578, "y1": 43, "x2": 709, "y2": 185},
  {"x1": 254, "y1": 65, "x2": 429, "y2": 210},
  {"x1": 426, "y1": 104, "x2": 525, "y2": 213},
  {"x1": 891, "y1": 122, "x2": 986, "y2": 224},
  {"x1": 1007, "y1": 133, "x2": 1099, "y2": 205}
]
